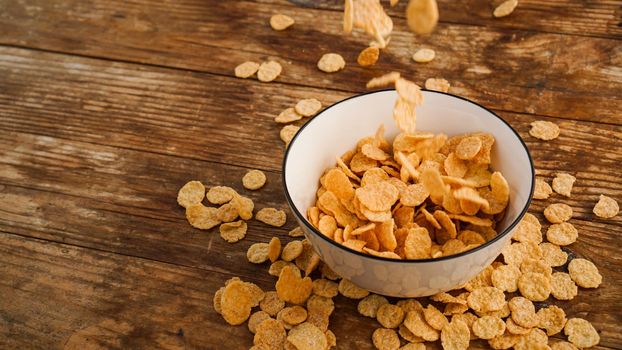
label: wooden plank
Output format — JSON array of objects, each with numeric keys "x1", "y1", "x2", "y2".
[
  {"x1": 268, "y1": 0, "x2": 622, "y2": 39},
  {"x1": 0, "y1": 1, "x2": 620, "y2": 123},
  {"x1": 1, "y1": 231, "x2": 620, "y2": 350}
]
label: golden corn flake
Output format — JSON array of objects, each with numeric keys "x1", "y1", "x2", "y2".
[
  {"x1": 431, "y1": 292, "x2": 467, "y2": 305},
  {"x1": 517, "y1": 272, "x2": 551, "y2": 301},
  {"x1": 355, "y1": 181, "x2": 399, "y2": 212},
  {"x1": 537, "y1": 305, "x2": 566, "y2": 336},
  {"x1": 397, "y1": 299, "x2": 423, "y2": 314},
  {"x1": 242, "y1": 170, "x2": 267, "y2": 191},
  {"x1": 564, "y1": 318, "x2": 600, "y2": 348},
  {"x1": 219, "y1": 220, "x2": 247, "y2": 243},
  {"x1": 550, "y1": 341, "x2": 579, "y2": 350},
  {"x1": 268, "y1": 237, "x2": 282, "y2": 263},
  {"x1": 488, "y1": 331, "x2": 521, "y2": 349},
  {"x1": 234, "y1": 61, "x2": 260, "y2": 78},
  {"x1": 257, "y1": 60, "x2": 283, "y2": 82},
  {"x1": 425, "y1": 78, "x2": 450, "y2": 93},
  {"x1": 312, "y1": 278, "x2": 339, "y2": 298},
  {"x1": 256, "y1": 208, "x2": 287, "y2": 227},
  {"x1": 543, "y1": 203, "x2": 572, "y2": 223},
  {"x1": 358, "y1": 294, "x2": 389, "y2": 318},
  {"x1": 371, "y1": 328, "x2": 400, "y2": 350},
  {"x1": 377, "y1": 304, "x2": 406, "y2": 329},
  {"x1": 367, "y1": 72, "x2": 401, "y2": 89},
  {"x1": 539, "y1": 242, "x2": 567, "y2": 267},
  {"x1": 338, "y1": 279, "x2": 370, "y2": 299},
  {"x1": 512, "y1": 214, "x2": 542, "y2": 243},
  {"x1": 217, "y1": 202, "x2": 239, "y2": 222},
  {"x1": 307, "y1": 294, "x2": 335, "y2": 316},
  {"x1": 568, "y1": 258, "x2": 602, "y2": 288},
  {"x1": 412, "y1": 48, "x2": 435, "y2": 63},
  {"x1": 288, "y1": 322, "x2": 328, "y2": 350},
  {"x1": 529, "y1": 120, "x2": 559, "y2": 140},
  {"x1": 546, "y1": 222, "x2": 577, "y2": 246},
  {"x1": 406, "y1": 0, "x2": 439, "y2": 34},
  {"x1": 289, "y1": 226, "x2": 305, "y2": 237},
  {"x1": 248, "y1": 311, "x2": 272, "y2": 334},
  {"x1": 514, "y1": 328, "x2": 548, "y2": 350},
  {"x1": 281, "y1": 240, "x2": 303, "y2": 262},
  {"x1": 467, "y1": 286, "x2": 505, "y2": 313},
  {"x1": 317, "y1": 53, "x2": 346, "y2": 73},
  {"x1": 276, "y1": 266, "x2": 313, "y2": 305},
  {"x1": 465, "y1": 265, "x2": 494, "y2": 291},
  {"x1": 206, "y1": 186, "x2": 237, "y2": 205},
  {"x1": 260, "y1": 291, "x2": 285, "y2": 317},
  {"x1": 520, "y1": 258, "x2": 552, "y2": 277},
  {"x1": 275, "y1": 107, "x2": 303, "y2": 124},
  {"x1": 552, "y1": 173, "x2": 575, "y2": 197},
  {"x1": 213, "y1": 287, "x2": 224, "y2": 314},
  {"x1": 398, "y1": 323, "x2": 424, "y2": 343},
  {"x1": 404, "y1": 310, "x2": 439, "y2": 341},
  {"x1": 493, "y1": 0, "x2": 518, "y2": 17},
  {"x1": 279, "y1": 306, "x2": 308, "y2": 326},
  {"x1": 508, "y1": 296, "x2": 538, "y2": 328},
  {"x1": 491, "y1": 264, "x2": 521, "y2": 293},
  {"x1": 247, "y1": 242, "x2": 270, "y2": 264},
  {"x1": 295, "y1": 98, "x2": 322, "y2": 117},
  {"x1": 268, "y1": 260, "x2": 298, "y2": 277},
  {"x1": 357, "y1": 46, "x2": 380, "y2": 67},
  {"x1": 404, "y1": 227, "x2": 432, "y2": 259},
  {"x1": 318, "y1": 215, "x2": 338, "y2": 238},
  {"x1": 220, "y1": 280, "x2": 254, "y2": 325},
  {"x1": 593, "y1": 194, "x2": 619, "y2": 218},
  {"x1": 440, "y1": 319, "x2": 470, "y2": 350},
  {"x1": 505, "y1": 317, "x2": 530, "y2": 336},
  {"x1": 502, "y1": 241, "x2": 543, "y2": 266},
  {"x1": 550, "y1": 272, "x2": 578, "y2": 301},
  {"x1": 177, "y1": 181, "x2": 205, "y2": 208},
  {"x1": 473, "y1": 316, "x2": 505, "y2": 340},
  {"x1": 270, "y1": 14, "x2": 294, "y2": 31},
  {"x1": 280, "y1": 125, "x2": 300, "y2": 146},
  {"x1": 186, "y1": 204, "x2": 221, "y2": 230},
  {"x1": 400, "y1": 343, "x2": 426, "y2": 350},
  {"x1": 533, "y1": 178, "x2": 553, "y2": 200},
  {"x1": 455, "y1": 136, "x2": 482, "y2": 161},
  {"x1": 423, "y1": 304, "x2": 448, "y2": 331},
  {"x1": 325, "y1": 329, "x2": 337, "y2": 349},
  {"x1": 254, "y1": 318, "x2": 286, "y2": 349},
  {"x1": 233, "y1": 195, "x2": 254, "y2": 220}
]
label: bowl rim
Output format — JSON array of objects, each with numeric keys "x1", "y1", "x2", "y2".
[{"x1": 282, "y1": 88, "x2": 535, "y2": 264}]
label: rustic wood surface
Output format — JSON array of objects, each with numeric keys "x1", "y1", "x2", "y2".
[{"x1": 0, "y1": 0, "x2": 620, "y2": 349}]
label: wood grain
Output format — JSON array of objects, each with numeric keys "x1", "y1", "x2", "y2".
[{"x1": 0, "y1": 1, "x2": 620, "y2": 123}]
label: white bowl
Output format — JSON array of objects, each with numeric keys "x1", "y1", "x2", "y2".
[{"x1": 282, "y1": 89, "x2": 534, "y2": 297}]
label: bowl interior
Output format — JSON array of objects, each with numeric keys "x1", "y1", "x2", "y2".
[{"x1": 284, "y1": 89, "x2": 533, "y2": 252}]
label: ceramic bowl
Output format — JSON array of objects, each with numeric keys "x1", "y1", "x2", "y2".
[{"x1": 282, "y1": 89, "x2": 534, "y2": 297}]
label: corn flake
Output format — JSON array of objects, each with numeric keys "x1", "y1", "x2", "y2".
[
  {"x1": 552, "y1": 173, "x2": 575, "y2": 197},
  {"x1": 425, "y1": 78, "x2": 450, "y2": 93},
  {"x1": 270, "y1": 14, "x2": 294, "y2": 31},
  {"x1": 473, "y1": 316, "x2": 505, "y2": 340},
  {"x1": 550, "y1": 272, "x2": 578, "y2": 300},
  {"x1": 406, "y1": 0, "x2": 439, "y2": 34},
  {"x1": 248, "y1": 311, "x2": 272, "y2": 334},
  {"x1": 206, "y1": 186, "x2": 237, "y2": 205},
  {"x1": 220, "y1": 280, "x2": 255, "y2": 325},
  {"x1": 491, "y1": 264, "x2": 521, "y2": 293},
  {"x1": 508, "y1": 296, "x2": 538, "y2": 328},
  {"x1": 377, "y1": 304, "x2": 406, "y2": 328},
  {"x1": 372, "y1": 328, "x2": 400, "y2": 350},
  {"x1": 358, "y1": 294, "x2": 389, "y2": 318},
  {"x1": 317, "y1": 53, "x2": 346, "y2": 73},
  {"x1": 546, "y1": 222, "x2": 577, "y2": 246},
  {"x1": 186, "y1": 204, "x2": 221, "y2": 230},
  {"x1": 234, "y1": 61, "x2": 260, "y2": 78},
  {"x1": 517, "y1": 272, "x2": 551, "y2": 301},
  {"x1": 467, "y1": 287, "x2": 505, "y2": 313},
  {"x1": 217, "y1": 202, "x2": 239, "y2": 222},
  {"x1": 177, "y1": 181, "x2": 205, "y2": 208},
  {"x1": 219, "y1": 220, "x2": 247, "y2": 243},
  {"x1": 593, "y1": 194, "x2": 619, "y2": 218},
  {"x1": 533, "y1": 178, "x2": 553, "y2": 200},
  {"x1": 440, "y1": 319, "x2": 470, "y2": 350},
  {"x1": 248, "y1": 242, "x2": 270, "y2": 264},
  {"x1": 281, "y1": 240, "x2": 303, "y2": 262},
  {"x1": 338, "y1": 279, "x2": 370, "y2": 299},
  {"x1": 257, "y1": 61, "x2": 282, "y2": 82},
  {"x1": 256, "y1": 208, "x2": 287, "y2": 227},
  {"x1": 295, "y1": 98, "x2": 322, "y2": 117},
  {"x1": 544, "y1": 203, "x2": 573, "y2": 223},
  {"x1": 276, "y1": 266, "x2": 312, "y2": 305},
  {"x1": 254, "y1": 319, "x2": 286, "y2": 349},
  {"x1": 493, "y1": 0, "x2": 518, "y2": 17},
  {"x1": 568, "y1": 258, "x2": 602, "y2": 288},
  {"x1": 412, "y1": 48, "x2": 435, "y2": 63},
  {"x1": 367, "y1": 72, "x2": 401, "y2": 89},
  {"x1": 537, "y1": 305, "x2": 566, "y2": 336},
  {"x1": 288, "y1": 322, "x2": 328, "y2": 350},
  {"x1": 275, "y1": 107, "x2": 303, "y2": 124},
  {"x1": 280, "y1": 125, "x2": 300, "y2": 146},
  {"x1": 357, "y1": 46, "x2": 380, "y2": 67},
  {"x1": 564, "y1": 318, "x2": 600, "y2": 348},
  {"x1": 268, "y1": 237, "x2": 281, "y2": 263},
  {"x1": 312, "y1": 279, "x2": 339, "y2": 298},
  {"x1": 423, "y1": 304, "x2": 448, "y2": 331},
  {"x1": 404, "y1": 310, "x2": 439, "y2": 341}
]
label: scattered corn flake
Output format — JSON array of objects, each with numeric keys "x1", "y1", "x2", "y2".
[
  {"x1": 564, "y1": 318, "x2": 600, "y2": 349},
  {"x1": 288, "y1": 322, "x2": 328, "y2": 350},
  {"x1": 568, "y1": 258, "x2": 602, "y2": 288},
  {"x1": 177, "y1": 181, "x2": 205, "y2": 208},
  {"x1": 431, "y1": 292, "x2": 467, "y2": 305},
  {"x1": 529, "y1": 120, "x2": 559, "y2": 140},
  {"x1": 533, "y1": 178, "x2": 553, "y2": 200},
  {"x1": 242, "y1": 170, "x2": 267, "y2": 191},
  {"x1": 473, "y1": 315, "x2": 505, "y2": 340},
  {"x1": 304, "y1": 254, "x2": 321, "y2": 277},
  {"x1": 488, "y1": 331, "x2": 521, "y2": 349},
  {"x1": 502, "y1": 241, "x2": 543, "y2": 266},
  {"x1": 508, "y1": 296, "x2": 538, "y2": 328},
  {"x1": 247, "y1": 242, "x2": 270, "y2": 264},
  {"x1": 270, "y1": 14, "x2": 294, "y2": 30},
  {"x1": 425, "y1": 78, "x2": 450, "y2": 93},
  {"x1": 550, "y1": 341, "x2": 579, "y2": 350},
  {"x1": 217, "y1": 202, "x2": 239, "y2": 222},
  {"x1": 372, "y1": 328, "x2": 400, "y2": 350},
  {"x1": 398, "y1": 323, "x2": 424, "y2": 343},
  {"x1": 338, "y1": 279, "x2": 370, "y2": 299},
  {"x1": 543, "y1": 203, "x2": 572, "y2": 223},
  {"x1": 268, "y1": 237, "x2": 282, "y2": 263},
  {"x1": 234, "y1": 195, "x2": 255, "y2": 220},
  {"x1": 234, "y1": 61, "x2": 260, "y2": 78},
  {"x1": 493, "y1": 0, "x2": 518, "y2": 17},
  {"x1": 540, "y1": 242, "x2": 568, "y2": 267},
  {"x1": 349, "y1": 0, "x2": 393, "y2": 48},
  {"x1": 550, "y1": 272, "x2": 578, "y2": 300},
  {"x1": 517, "y1": 272, "x2": 551, "y2": 301},
  {"x1": 358, "y1": 294, "x2": 389, "y2": 318},
  {"x1": 248, "y1": 311, "x2": 272, "y2": 334},
  {"x1": 491, "y1": 264, "x2": 521, "y2": 293},
  {"x1": 423, "y1": 304, "x2": 448, "y2": 331},
  {"x1": 512, "y1": 214, "x2": 542, "y2": 244},
  {"x1": 367, "y1": 72, "x2": 401, "y2": 89},
  {"x1": 260, "y1": 291, "x2": 285, "y2": 317},
  {"x1": 467, "y1": 286, "x2": 505, "y2": 313},
  {"x1": 546, "y1": 222, "x2": 577, "y2": 246},
  {"x1": 358, "y1": 46, "x2": 380, "y2": 67},
  {"x1": 280, "y1": 306, "x2": 308, "y2": 326},
  {"x1": 281, "y1": 240, "x2": 304, "y2": 262},
  {"x1": 289, "y1": 226, "x2": 305, "y2": 237},
  {"x1": 219, "y1": 220, "x2": 247, "y2": 243},
  {"x1": 257, "y1": 61, "x2": 283, "y2": 82},
  {"x1": 406, "y1": 0, "x2": 439, "y2": 34},
  {"x1": 404, "y1": 310, "x2": 439, "y2": 341},
  {"x1": 397, "y1": 299, "x2": 424, "y2": 314},
  {"x1": 220, "y1": 280, "x2": 255, "y2": 325},
  {"x1": 465, "y1": 265, "x2": 494, "y2": 291},
  {"x1": 412, "y1": 48, "x2": 435, "y2": 63},
  {"x1": 520, "y1": 258, "x2": 552, "y2": 277},
  {"x1": 514, "y1": 328, "x2": 548, "y2": 350},
  {"x1": 276, "y1": 266, "x2": 313, "y2": 305},
  {"x1": 307, "y1": 294, "x2": 335, "y2": 316},
  {"x1": 295, "y1": 98, "x2": 322, "y2": 117},
  {"x1": 213, "y1": 287, "x2": 224, "y2": 314},
  {"x1": 254, "y1": 318, "x2": 286, "y2": 349},
  {"x1": 593, "y1": 194, "x2": 619, "y2": 218},
  {"x1": 552, "y1": 173, "x2": 575, "y2": 197},
  {"x1": 186, "y1": 204, "x2": 221, "y2": 230},
  {"x1": 206, "y1": 186, "x2": 237, "y2": 205},
  {"x1": 280, "y1": 125, "x2": 300, "y2": 146},
  {"x1": 326, "y1": 329, "x2": 337, "y2": 349},
  {"x1": 256, "y1": 208, "x2": 287, "y2": 227},
  {"x1": 268, "y1": 260, "x2": 298, "y2": 277},
  {"x1": 537, "y1": 305, "x2": 566, "y2": 336},
  {"x1": 440, "y1": 319, "x2": 470, "y2": 350},
  {"x1": 275, "y1": 107, "x2": 303, "y2": 124},
  {"x1": 312, "y1": 279, "x2": 339, "y2": 298},
  {"x1": 400, "y1": 343, "x2": 425, "y2": 350},
  {"x1": 295, "y1": 239, "x2": 315, "y2": 272},
  {"x1": 377, "y1": 304, "x2": 406, "y2": 329},
  {"x1": 317, "y1": 53, "x2": 346, "y2": 73},
  {"x1": 320, "y1": 263, "x2": 341, "y2": 281},
  {"x1": 505, "y1": 317, "x2": 530, "y2": 335}
]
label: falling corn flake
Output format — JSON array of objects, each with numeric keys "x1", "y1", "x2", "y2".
[
  {"x1": 280, "y1": 125, "x2": 300, "y2": 146},
  {"x1": 357, "y1": 46, "x2": 380, "y2": 67},
  {"x1": 412, "y1": 48, "x2": 436, "y2": 63},
  {"x1": 295, "y1": 98, "x2": 322, "y2": 117},
  {"x1": 177, "y1": 180, "x2": 205, "y2": 208},
  {"x1": 367, "y1": 72, "x2": 401, "y2": 89},
  {"x1": 568, "y1": 258, "x2": 602, "y2": 288},
  {"x1": 219, "y1": 220, "x2": 248, "y2": 243},
  {"x1": 593, "y1": 194, "x2": 619, "y2": 218},
  {"x1": 186, "y1": 203, "x2": 221, "y2": 230},
  {"x1": 275, "y1": 107, "x2": 303, "y2": 124},
  {"x1": 257, "y1": 61, "x2": 283, "y2": 82},
  {"x1": 425, "y1": 77, "x2": 450, "y2": 93},
  {"x1": 529, "y1": 120, "x2": 560, "y2": 141},
  {"x1": 234, "y1": 61, "x2": 260, "y2": 78},
  {"x1": 552, "y1": 173, "x2": 576, "y2": 197},
  {"x1": 533, "y1": 178, "x2": 553, "y2": 200},
  {"x1": 406, "y1": 0, "x2": 439, "y2": 34},
  {"x1": 493, "y1": 0, "x2": 518, "y2": 18},
  {"x1": 270, "y1": 14, "x2": 295, "y2": 31},
  {"x1": 346, "y1": 0, "x2": 393, "y2": 48},
  {"x1": 544, "y1": 203, "x2": 573, "y2": 223},
  {"x1": 317, "y1": 53, "x2": 346, "y2": 73}
]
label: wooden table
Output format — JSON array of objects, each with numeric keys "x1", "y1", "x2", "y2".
[{"x1": 0, "y1": 0, "x2": 620, "y2": 348}]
